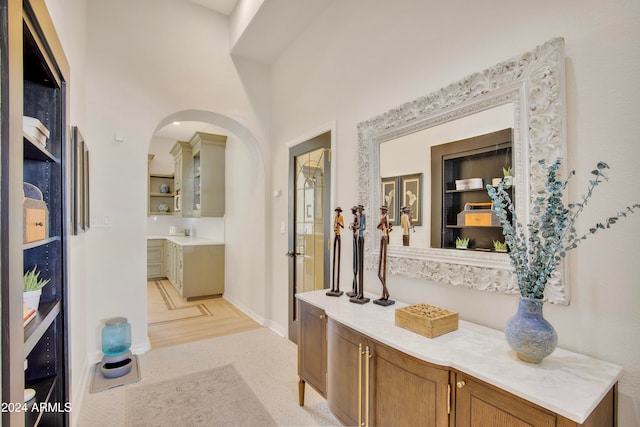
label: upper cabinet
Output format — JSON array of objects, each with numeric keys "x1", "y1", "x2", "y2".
[
  {"x1": 170, "y1": 141, "x2": 193, "y2": 217},
  {"x1": 189, "y1": 132, "x2": 226, "y2": 218},
  {"x1": 159, "y1": 132, "x2": 226, "y2": 218}
]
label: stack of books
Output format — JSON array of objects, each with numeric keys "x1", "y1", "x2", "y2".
[
  {"x1": 23, "y1": 116, "x2": 50, "y2": 149},
  {"x1": 23, "y1": 301, "x2": 36, "y2": 327}
]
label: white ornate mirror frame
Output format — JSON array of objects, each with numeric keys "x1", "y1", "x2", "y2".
[{"x1": 358, "y1": 37, "x2": 568, "y2": 304}]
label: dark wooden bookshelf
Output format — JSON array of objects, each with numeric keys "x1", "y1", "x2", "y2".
[{"x1": 1, "y1": 1, "x2": 70, "y2": 425}]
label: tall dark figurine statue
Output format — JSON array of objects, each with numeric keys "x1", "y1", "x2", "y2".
[
  {"x1": 327, "y1": 207, "x2": 344, "y2": 297},
  {"x1": 374, "y1": 205, "x2": 395, "y2": 306},
  {"x1": 346, "y1": 206, "x2": 359, "y2": 297},
  {"x1": 350, "y1": 204, "x2": 370, "y2": 304}
]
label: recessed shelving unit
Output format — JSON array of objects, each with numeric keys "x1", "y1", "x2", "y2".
[
  {"x1": 2, "y1": 1, "x2": 70, "y2": 425},
  {"x1": 431, "y1": 128, "x2": 513, "y2": 251}
]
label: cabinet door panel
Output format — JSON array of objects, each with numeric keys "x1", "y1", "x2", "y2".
[
  {"x1": 371, "y1": 342, "x2": 449, "y2": 427},
  {"x1": 455, "y1": 373, "x2": 555, "y2": 427},
  {"x1": 298, "y1": 301, "x2": 327, "y2": 396},
  {"x1": 327, "y1": 319, "x2": 362, "y2": 426}
]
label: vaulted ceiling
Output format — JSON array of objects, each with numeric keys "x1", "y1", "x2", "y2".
[{"x1": 156, "y1": 0, "x2": 332, "y2": 140}]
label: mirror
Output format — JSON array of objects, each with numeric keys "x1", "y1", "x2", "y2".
[{"x1": 358, "y1": 37, "x2": 568, "y2": 304}]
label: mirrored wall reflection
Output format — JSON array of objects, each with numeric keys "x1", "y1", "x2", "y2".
[
  {"x1": 379, "y1": 103, "x2": 514, "y2": 249},
  {"x1": 361, "y1": 38, "x2": 567, "y2": 303}
]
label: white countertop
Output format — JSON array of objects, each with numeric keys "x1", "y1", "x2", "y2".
[
  {"x1": 147, "y1": 235, "x2": 224, "y2": 246},
  {"x1": 297, "y1": 290, "x2": 621, "y2": 424}
]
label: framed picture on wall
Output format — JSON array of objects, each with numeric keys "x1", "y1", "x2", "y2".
[
  {"x1": 400, "y1": 173, "x2": 422, "y2": 226},
  {"x1": 71, "y1": 126, "x2": 89, "y2": 234},
  {"x1": 381, "y1": 176, "x2": 398, "y2": 224},
  {"x1": 84, "y1": 146, "x2": 90, "y2": 230}
]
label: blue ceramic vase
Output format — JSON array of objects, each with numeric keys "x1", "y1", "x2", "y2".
[{"x1": 505, "y1": 297, "x2": 557, "y2": 363}]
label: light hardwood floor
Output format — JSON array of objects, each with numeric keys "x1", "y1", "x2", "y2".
[{"x1": 147, "y1": 279, "x2": 260, "y2": 348}]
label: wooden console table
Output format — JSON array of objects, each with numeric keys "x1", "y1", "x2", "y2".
[{"x1": 297, "y1": 290, "x2": 620, "y2": 426}]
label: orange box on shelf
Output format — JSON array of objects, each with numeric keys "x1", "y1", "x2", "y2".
[{"x1": 456, "y1": 202, "x2": 500, "y2": 227}]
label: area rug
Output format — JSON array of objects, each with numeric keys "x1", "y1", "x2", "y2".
[{"x1": 125, "y1": 364, "x2": 276, "y2": 426}]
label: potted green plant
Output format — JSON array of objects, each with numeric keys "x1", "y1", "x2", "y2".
[
  {"x1": 492, "y1": 240, "x2": 508, "y2": 252},
  {"x1": 23, "y1": 265, "x2": 50, "y2": 310},
  {"x1": 455, "y1": 236, "x2": 469, "y2": 249},
  {"x1": 502, "y1": 166, "x2": 513, "y2": 187},
  {"x1": 487, "y1": 159, "x2": 639, "y2": 363}
]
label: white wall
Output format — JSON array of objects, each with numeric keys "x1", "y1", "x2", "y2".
[
  {"x1": 71, "y1": 0, "x2": 271, "y2": 398},
  {"x1": 44, "y1": 0, "x2": 89, "y2": 424},
  {"x1": 269, "y1": 0, "x2": 640, "y2": 425}
]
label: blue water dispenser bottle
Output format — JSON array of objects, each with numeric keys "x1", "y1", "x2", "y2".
[
  {"x1": 100, "y1": 317, "x2": 133, "y2": 378},
  {"x1": 102, "y1": 317, "x2": 131, "y2": 355}
]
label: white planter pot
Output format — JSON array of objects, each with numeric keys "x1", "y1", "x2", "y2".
[{"x1": 23, "y1": 289, "x2": 42, "y2": 311}]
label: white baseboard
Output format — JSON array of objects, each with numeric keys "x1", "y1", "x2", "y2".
[
  {"x1": 71, "y1": 358, "x2": 92, "y2": 427},
  {"x1": 223, "y1": 294, "x2": 266, "y2": 326},
  {"x1": 265, "y1": 320, "x2": 286, "y2": 338}
]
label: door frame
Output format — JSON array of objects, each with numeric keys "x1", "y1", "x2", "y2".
[{"x1": 287, "y1": 123, "x2": 336, "y2": 343}]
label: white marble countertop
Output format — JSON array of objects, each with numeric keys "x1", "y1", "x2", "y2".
[
  {"x1": 147, "y1": 235, "x2": 224, "y2": 246},
  {"x1": 297, "y1": 290, "x2": 621, "y2": 424}
]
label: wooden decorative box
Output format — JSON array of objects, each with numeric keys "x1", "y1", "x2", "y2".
[
  {"x1": 456, "y1": 202, "x2": 500, "y2": 227},
  {"x1": 395, "y1": 303, "x2": 459, "y2": 338},
  {"x1": 23, "y1": 182, "x2": 49, "y2": 243}
]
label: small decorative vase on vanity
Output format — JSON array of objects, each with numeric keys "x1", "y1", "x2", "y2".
[{"x1": 504, "y1": 297, "x2": 557, "y2": 363}]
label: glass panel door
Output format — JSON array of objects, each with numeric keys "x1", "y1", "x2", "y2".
[{"x1": 288, "y1": 132, "x2": 331, "y2": 342}]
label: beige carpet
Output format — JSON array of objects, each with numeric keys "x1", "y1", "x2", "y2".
[
  {"x1": 76, "y1": 328, "x2": 340, "y2": 426},
  {"x1": 125, "y1": 364, "x2": 275, "y2": 426}
]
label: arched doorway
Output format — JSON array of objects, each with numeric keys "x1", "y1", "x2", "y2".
[{"x1": 146, "y1": 110, "x2": 270, "y2": 345}]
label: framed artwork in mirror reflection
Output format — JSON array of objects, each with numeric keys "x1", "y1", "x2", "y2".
[
  {"x1": 381, "y1": 176, "x2": 398, "y2": 224},
  {"x1": 400, "y1": 173, "x2": 422, "y2": 226}
]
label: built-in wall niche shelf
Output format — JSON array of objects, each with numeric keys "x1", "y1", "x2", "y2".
[
  {"x1": 147, "y1": 156, "x2": 176, "y2": 215},
  {"x1": 24, "y1": 376, "x2": 58, "y2": 426},
  {"x1": 23, "y1": 236, "x2": 59, "y2": 250},
  {"x1": 431, "y1": 128, "x2": 513, "y2": 251},
  {"x1": 24, "y1": 300, "x2": 61, "y2": 355},
  {"x1": 23, "y1": 132, "x2": 59, "y2": 163}
]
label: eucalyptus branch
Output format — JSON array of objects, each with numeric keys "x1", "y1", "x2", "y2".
[
  {"x1": 565, "y1": 204, "x2": 640, "y2": 251},
  {"x1": 561, "y1": 162, "x2": 608, "y2": 249},
  {"x1": 486, "y1": 159, "x2": 639, "y2": 302}
]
